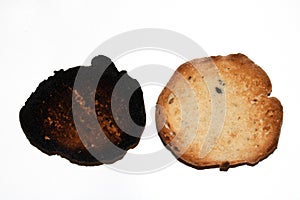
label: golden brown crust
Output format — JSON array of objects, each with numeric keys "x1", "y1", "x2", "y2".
[{"x1": 156, "y1": 53, "x2": 283, "y2": 170}]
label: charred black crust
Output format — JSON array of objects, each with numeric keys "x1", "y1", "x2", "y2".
[{"x1": 19, "y1": 55, "x2": 146, "y2": 166}]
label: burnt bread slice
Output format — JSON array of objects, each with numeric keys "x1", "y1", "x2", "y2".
[
  {"x1": 19, "y1": 55, "x2": 146, "y2": 166},
  {"x1": 156, "y1": 53, "x2": 283, "y2": 170}
]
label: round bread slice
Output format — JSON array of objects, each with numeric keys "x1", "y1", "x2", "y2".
[
  {"x1": 19, "y1": 55, "x2": 146, "y2": 166},
  {"x1": 156, "y1": 53, "x2": 283, "y2": 170}
]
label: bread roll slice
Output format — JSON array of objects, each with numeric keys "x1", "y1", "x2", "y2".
[{"x1": 156, "y1": 53, "x2": 283, "y2": 170}]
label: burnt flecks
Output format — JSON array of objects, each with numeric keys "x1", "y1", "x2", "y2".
[
  {"x1": 218, "y1": 79, "x2": 225, "y2": 86},
  {"x1": 220, "y1": 161, "x2": 230, "y2": 171},
  {"x1": 215, "y1": 87, "x2": 222, "y2": 94}
]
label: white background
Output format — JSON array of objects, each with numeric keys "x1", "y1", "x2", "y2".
[{"x1": 1, "y1": 0, "x2": 300, "y2": 199}]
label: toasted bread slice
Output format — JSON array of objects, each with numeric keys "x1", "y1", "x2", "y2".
[
  {"x1": 156, "y1": 53, "x2": 283, "y2": 170},
  {"x1": 20, "y1": 55, "x2": 146, "y2": 166}
]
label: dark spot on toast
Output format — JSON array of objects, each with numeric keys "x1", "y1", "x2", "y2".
[
  {"x1": 218, "y1": 79, "x2": 225, "y2": 86},
  {"x1": 215, "y1": 87, "x2": 222, "y2": 94}
]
